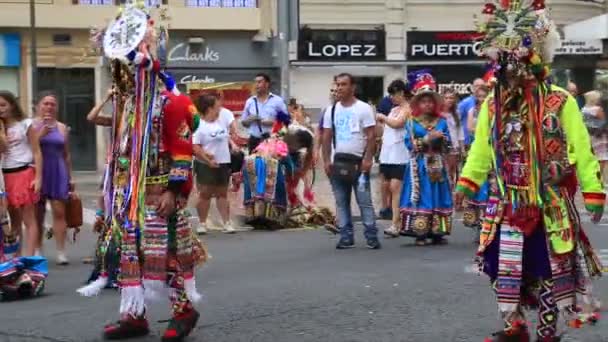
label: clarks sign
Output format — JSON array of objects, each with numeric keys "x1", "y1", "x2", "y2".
[
  {"x1": 168, "y1": 42, "x2": 220, "y2": 63},
  {"x1": 407, "y1": 31, "x2": 485, "y2": 61}
]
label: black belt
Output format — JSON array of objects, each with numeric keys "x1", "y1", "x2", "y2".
[{"x1": 2, "y1": 164, "x2": 32, "y2": 173}]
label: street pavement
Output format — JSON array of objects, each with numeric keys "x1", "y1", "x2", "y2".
[{"x1": 1, "y1": 172, "x2": 608, "y2": 342}]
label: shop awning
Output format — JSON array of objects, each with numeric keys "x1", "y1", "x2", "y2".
[{"x1": 565, "y1": 14, "x2": 608, "y2": 40}]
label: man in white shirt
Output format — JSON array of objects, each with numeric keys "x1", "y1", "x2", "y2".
[{"x1": 321, "y1": 73, "x2": 380, "y2": 249}]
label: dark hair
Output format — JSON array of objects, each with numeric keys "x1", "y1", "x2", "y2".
[
  {"x1": 334, "y1": 73, "x2": 356, "y2": 85},
  {"x1": 255, "y1": 73, "x2": 271, "y2": 83},
  {"x1": 288, "y1": 98, "x2": 298, "y2": 107},
  {"x1": 387, "y1": 79, "x2": 411, "y2": 97},
  {"x1": 196, "y1": 94, "x2": 218, "y2": 115},
  {"x1": 0, "y1": 91, "x2": 26, "y2": 121},
  {"x1": 35, "y1": 90, "x2": 59, "y2": 105}
]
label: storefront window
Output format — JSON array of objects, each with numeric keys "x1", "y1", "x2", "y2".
[
  {"x1": 0, "y1": 68, "x2": 19, "y2": 96},
  {"x1": 185, "y1": 81, "x2": 253, "y2": 113}
]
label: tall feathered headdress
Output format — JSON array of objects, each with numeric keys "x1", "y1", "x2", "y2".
[{"x1": 476, "y1": 0, "x2": 561, "y2": 80}]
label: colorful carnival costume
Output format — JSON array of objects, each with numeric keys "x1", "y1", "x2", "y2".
[
  {"x1": 400, "y1": 71, "x2": 453, "y2": 244},
  {"x1": 77, "y1": 5, "x2": 206, "y2": 341},
  {"x1": 456, "y1": 1, "x2": 604, "y2": 341},
  {"x1": 243, "y1": 124, "x2": 335, "y2": 230}
]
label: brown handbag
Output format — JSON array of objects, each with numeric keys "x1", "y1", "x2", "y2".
[{"x1": 66, "y1": 193, "x2": 83, "y2": 228}]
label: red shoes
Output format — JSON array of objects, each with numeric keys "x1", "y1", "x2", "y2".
[
  {"x1": 103, "y1": 315, "x2": 150, "y2": 340},
  {"x1": 161, "y1": 309, "x2": 200, "y2": 342},
  {"x1": 103, "y1": 309, "x2": 199, "y2": 341}
]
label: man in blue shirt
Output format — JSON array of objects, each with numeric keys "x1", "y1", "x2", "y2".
[
  {"x1": 457, "y1": 78, "x2": 486, "y2": 146},
  {"x1": 241, "y1": 73, "x2": 289, "y2": 152}
]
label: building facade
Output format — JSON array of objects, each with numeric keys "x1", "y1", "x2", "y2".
[
  {"x1": 293, "y1": 0, "x2": 608, "y2": 116},
  {"x1": 0, "y1": 0, "x2": 277, "y2": 171}
]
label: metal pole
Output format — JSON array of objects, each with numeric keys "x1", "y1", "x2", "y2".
[
  {"x1": 277, "y1": 0, "x2": 290, "y2": 99},
  {"x1": 30, "y1": 0, "x2": 37, "y2": 103}
]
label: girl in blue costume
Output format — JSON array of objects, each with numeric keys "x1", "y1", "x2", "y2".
[
  {"x1": 399, "y1": 71, "x2": 453, "y2": 246},
  {"x1": 462, "y1": 85, "x2": 491, "y2": 240}
]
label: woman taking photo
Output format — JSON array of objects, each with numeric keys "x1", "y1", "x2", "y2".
[
  {"x1": 375, "y1": 79, "x2": 411, "y2": 237},
  {"x1": 34, "y1": 91, "x2": 73, "y2": 265},
  {"x1": 0, "y1": 91, "x2": 42, "y2": 257},
  {"x1": 193, "y1": 94, "x2": 237, "y2": 234}
]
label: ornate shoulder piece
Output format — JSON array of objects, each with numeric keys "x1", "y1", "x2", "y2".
[{"x1": 544, "y1": 90, "x2": 567, "y2": 115}]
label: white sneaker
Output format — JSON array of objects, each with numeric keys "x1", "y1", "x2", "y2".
[
  {"x1": 56, "y1": 252, "x2": 69, "y2": 265},
  {"x1": 197, "y1": 222, "x2": 208, "y2": 235},
  {"x1": 383, "y1": 225, "x2": 400, "y2": 238},
  {"x1": 223, "y1": 221, "x2": 236, "y2": 234}
]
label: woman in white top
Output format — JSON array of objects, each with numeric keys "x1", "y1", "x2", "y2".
[
  {"x1": 193, "y1": 94, "x2": 237, "y2": 234},
  {"x1": 441, "y1": 89, "x2": 464, "y2": 185},
  {"x1": 582, "y1": 90, "x2": 608, "y2": 179},
  {"x1": 0, "y1": 91, "x2": 42, "y2": 257},
  {"x1": 375, "y1": 79, "x2": 411, "y2": 237}
]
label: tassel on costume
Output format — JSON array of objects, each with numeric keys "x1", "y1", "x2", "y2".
[
  {"x1": 76, "y1": 272, "x2": 109, "y2": 297},
  {"x1": 184, "y1": 278, "x2": 202, "y2": 303},
  {"x1": 119, "y1": 286, "x2": 146, "y2": 316}
]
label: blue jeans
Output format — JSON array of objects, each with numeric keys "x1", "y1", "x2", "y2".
[{"x1": 330, "y1": 174, "x2": 377, "y2": 241}]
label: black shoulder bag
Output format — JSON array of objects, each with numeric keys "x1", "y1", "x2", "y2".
[
  {"x1": 330, "y1": 104, "x2": 362, "y2": 182},
  {"x1": 254, "y1": 98, "x2": 270, "y2": 140}
]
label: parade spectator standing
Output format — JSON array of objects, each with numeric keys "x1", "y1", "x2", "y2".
[
  {"x1": 376, "y1": 94, "x2": 397, "y2": 219},
  {"x1": 376, "y1": 80, "x2": 411, "y2": 237},
  {"x1": 567, "y1": 81, "x2": 585, "y2": 109},
  {"x1": 457, "y1": 78, "x2": 485, "y2": 147},
  {"x1": 322, "y1": 73, "x2": 380, "y2": 249},
  {"x1": 33, "y1": 92, "x2": 73, "y2": 265},
  {"x1": 442, "y1": 89, "x2": 464, "y2": 185},
  {"x1": 582, "y1": 90, "x2": 608, "y2": 181},
  {"x1": 0, "y1": 91, "x2": 42, "y2": 257},
  {"x1": 314, "y1": 82, "x2": 337, "y2": 166},
  {"x1": 241, "y1": 73, "x2": 288, "y2": 153}
]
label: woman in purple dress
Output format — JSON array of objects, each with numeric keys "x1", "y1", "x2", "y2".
[{"x1": 33, "y1": 92, "x2": 73, "y2": 265}]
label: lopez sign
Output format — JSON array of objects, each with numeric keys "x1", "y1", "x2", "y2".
[
  {"x1": 407, "y1": 31, "x2": 484, "y2": 61},
  {"x1": 298, "y1": 30, "x2": 385, "y2": 61}
]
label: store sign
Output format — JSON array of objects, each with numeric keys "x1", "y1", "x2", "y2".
[
  {"x1": 407, "y1": 31, "x2": 484, "y2": 61},
  {"x1": 304, "y1": 42, "x2": 380, "y2": 59},
  {"x1": 179, "y1": 74, "x2": 216, "y2": 85},
  {"x1": 298, "y1": 30, "x2": 385, "y2": 61},
  {"x1": 0, "y1": 33, "x2": 21, "y2": 67},
  {"x1": 168, "y1": 42, "x2": 220, "y2": 63},
  {"x1": 167, "y1": 33, "x2": 275, "y2": 68},
  {"x1": 554, "y1": 39, "x2": 603, "y2": 55}
]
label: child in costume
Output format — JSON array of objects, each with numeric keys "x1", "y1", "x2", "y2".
[
  {"x1": 455, "y1": 1, "x2": 604, "y2": 341},
  {"x1": 76, "y1": 5, "x2": 206, "y2": 341},
  {"x1": 399, "y1": 71, "x2": 453, "y2": 246}
]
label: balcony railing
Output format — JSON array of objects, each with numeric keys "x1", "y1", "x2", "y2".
[
  {"x1": 74, "y1": 0, "x2": 167, "y2": 5},
  {"x1": 185, "y1": 0, "x2": 257, "y2": 8}
]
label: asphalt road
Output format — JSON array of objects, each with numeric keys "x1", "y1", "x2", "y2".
[{"x1": 1, "y1": 216, "x2": 608, "y2": 342}]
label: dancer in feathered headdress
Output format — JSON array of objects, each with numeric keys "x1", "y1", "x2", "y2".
[
  {"x1": 456, "y1": 1, "x2": 604, "y2": 341},
  {"x1": 77, "y1": 3, "x2": 206, "y2": 341},
  {"x1": 399, "y1": 70, "x2": 454, "y2": 245}
]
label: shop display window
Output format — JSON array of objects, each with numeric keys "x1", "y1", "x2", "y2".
[{"x1": 186, "y1": 81, "x2": 253, "y2": 114}]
